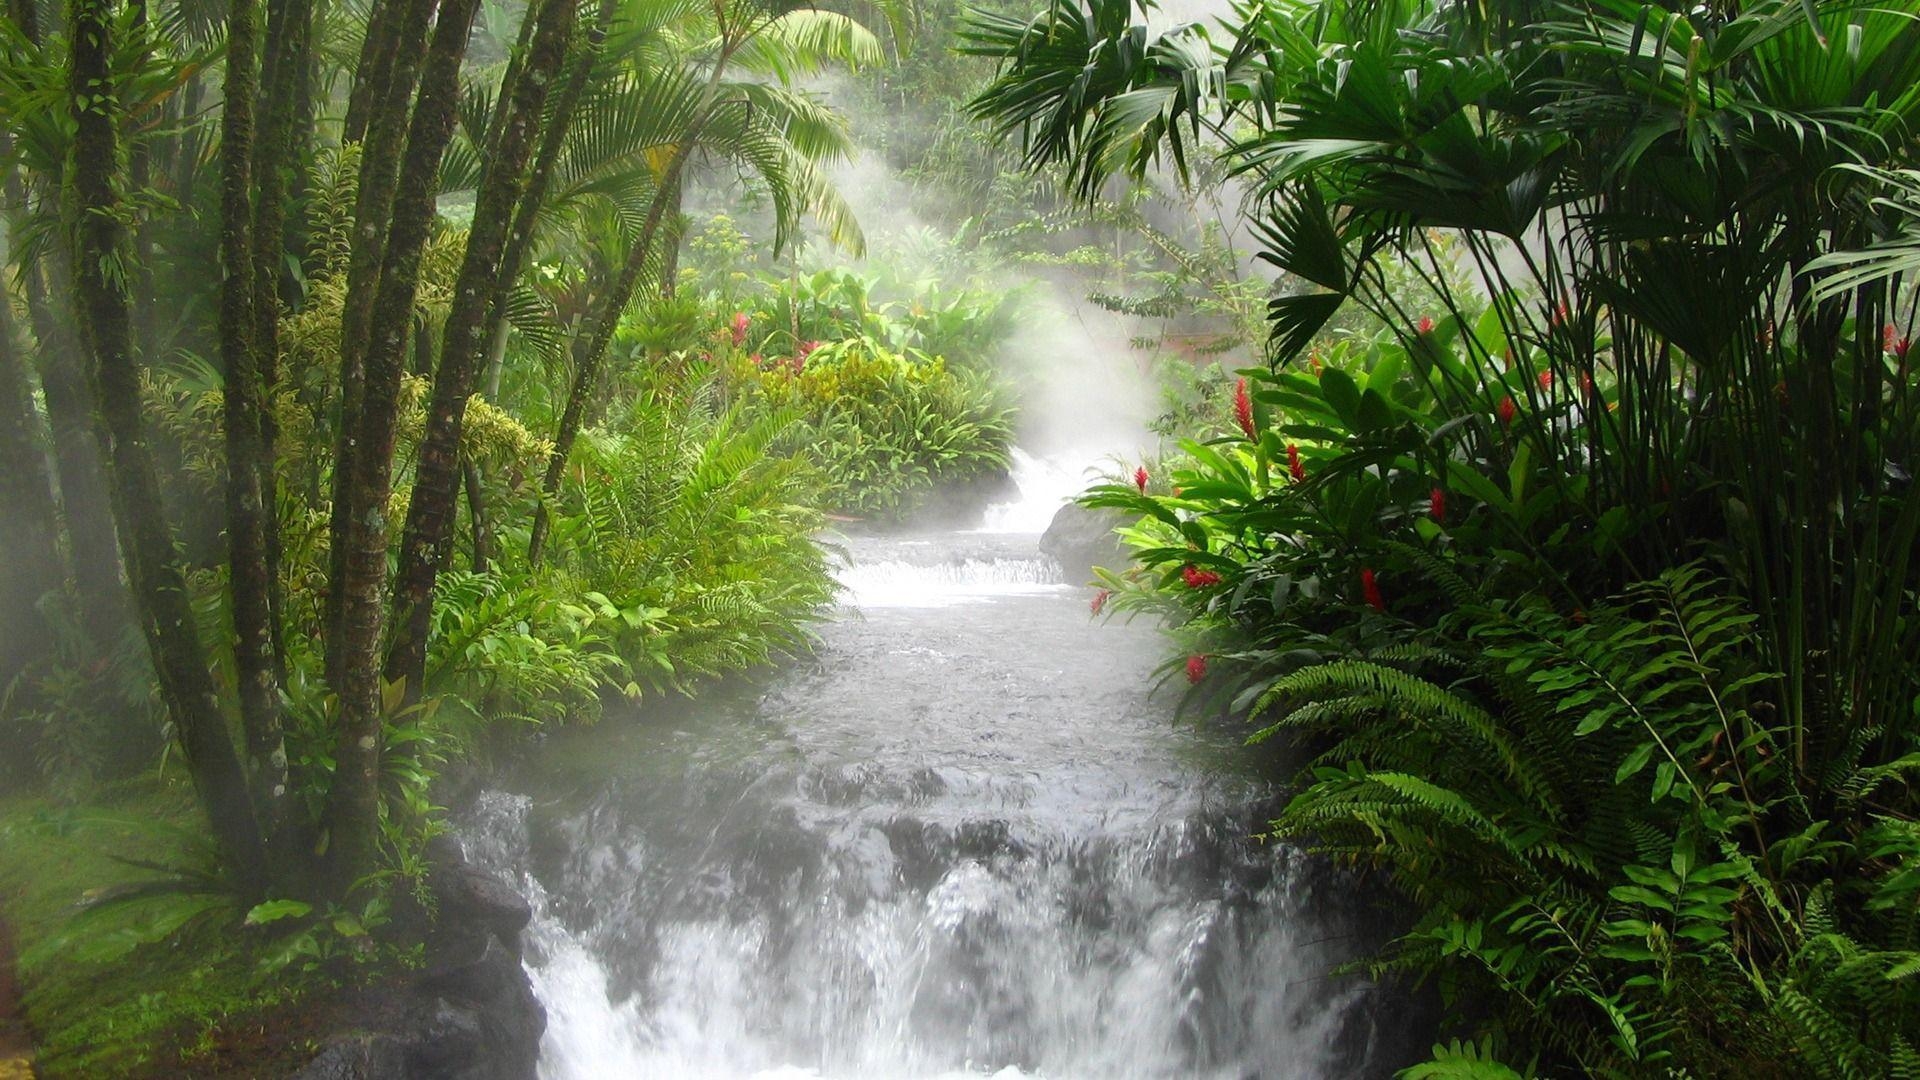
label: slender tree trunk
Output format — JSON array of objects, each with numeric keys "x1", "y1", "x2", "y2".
[
  {"x1": 387, "y1": 0, "x2": 577, "y2": 691},
  {"x1": 527, "y1": 143, "x2": 700, "y2": 565},
  {"x1": 481, "y1": 0, "x2": 615, "y2": 360},
  {"x1": 23, "y1": 253, "x2": 127, "y2": 645},
  {"x1": 320, "y1": 0, "x2": 483, "y2": 892},
  {"x1": 526, "y1": 35, "x2": 742, "y2": 566},
  {"x1": 2, "y1": 8, "x2": 125, "y2": 647},
  {"x1": 0, "y1": 294, "x2": 63, "y2": 683},
  {"x1": 463, "y1": 455, "x2": 490, "y2": 572},
  {"x1": 325, "y1": 0, "x2": 443, "y2": 690},
  {"x1": 67, "y1": 0, "x2": 267, "y2": 895},
  {"x1": 250, "y1": 0, "x2": 313, "y2": 680},
  {"x1": 218, "y1": 0, "x2": 290, "y2": 837},
  {"x1": 128, "y1": 0, "x2": 158, "y2": 354},
  {"x1": 341, "y1": 0, "x2": 396, "y2": 146}
]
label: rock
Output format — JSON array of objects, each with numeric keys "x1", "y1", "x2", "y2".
[
  {"x1": 294, "y1": 844, "x2": 545, "y2": 1079},
  {"x1": 433, "y1": 860, "x2": 533, "y2": 942},
  {"x1": 1039, "y1": 502, "x2": 1131, "y2": 583},
  {"x1": 409, "y1": 938, "x2": 546, "y2": 1080},
  {"x1": 290, "y1": 1034, "x2": 408, "y2": 1080}
]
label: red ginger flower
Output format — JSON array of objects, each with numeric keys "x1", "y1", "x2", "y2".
[
  {"x1": 1181, "y1": 564, "x2": 1222, "y2": 589},
  {"x1": 1361, "y1": 568, "x2": 1386, "y2": 612},
  {"x1": 730, "y1": 311, "x2": 750, "y2": 346},
  {"x1": 1233, "y1": 377, "x2": 1256, "y2": 439},
  {"x1": 1417, "y1": 316, "x2": 1435, "y2": 335},
  {"x1": 1287, "y1": 444, "x2": 1305, "y2": 483},
  {"x1": 1186, "y1": 655, "x2": 1208, "y2": 683},
  {"x1": 1134, "y1": 466, "x2": 1150, "y2": 494},
  {"x1": 1886, "y1": 324, "x2": 1899, "y2": 352},
  {"x1": 1537, "y1": 369, "x2": 1554, "y2": 390},
  {"x1": 799, "y1": 339, "x2": 822, "y2": 359},
  {"x1": 1090, "y1": 589, "x2": 1110, "y2": 616},
  {"x1": 1497, "y1": 395, "x2": 1518, "y2": 427},
  {"x1": 1429, "y1": 486, "x2": 1447, "y2": 523}
]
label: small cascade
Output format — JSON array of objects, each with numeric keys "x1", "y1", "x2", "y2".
[
  {"x1": 975, "y1": 449, "x2": 1098, "y2": 534},
  {"x1": 461, "y1": 529, "x2": 1403, "y2": 1080}
]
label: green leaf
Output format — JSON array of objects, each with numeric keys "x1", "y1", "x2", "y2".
[{"x1": 245, "y1": 899, "x2": 313, "y2": 927}]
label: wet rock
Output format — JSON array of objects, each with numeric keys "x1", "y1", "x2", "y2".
[
  {"x1": 430, "y1": 843, "x2": 533, "y2": 940},
  {"x1": 1039, "y1": 502, "x2": 1131, "y2": 583},
  {"x1": 293, "y1": 844, "x2": 545, "y2": 1079},
  {"x1": 290, "y1": 1034, "x2": 408, "y2": 1080}
]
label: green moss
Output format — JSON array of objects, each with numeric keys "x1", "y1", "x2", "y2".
[{"x1": 0, "y1": 777, "x2": 325, "y2": 1078}]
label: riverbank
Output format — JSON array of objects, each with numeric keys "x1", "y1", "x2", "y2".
[{"x1": 0, "y1": 780, "x2": 336, "y2": 1076}]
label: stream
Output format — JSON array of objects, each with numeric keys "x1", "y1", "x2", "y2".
[{"x1": 458, "y1": 456, "x2": 1407, "y2": 1079}]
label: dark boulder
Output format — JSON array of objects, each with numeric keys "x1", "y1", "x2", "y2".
[
  {"x1": 292, "y1": 842, "x2": 545, "y2": 1079},
  {"x1": 290, "y1": 1035, "x2": 408, "y2": 1080},
  {"x1": 1039, "y1": 502, "x2": 1131, "y2": 583}
]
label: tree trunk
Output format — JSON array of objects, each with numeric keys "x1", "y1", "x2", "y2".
[
  {"x1": 0, "y1": 292, "x2": 62, "y2": 684},
  {"x1": 218, "y1": 0, "x2": 290, "y2": 837},
  {"x1": 23, "y1": 253, "x2": 127, "y2": 646},
  {"x1": 526, "y1": 144, "x2": 698, "y2": 566},
  {"x1": 325, "y1": 0, "x2": 443, "y2": 691},
  {"x1": 250, "y1": 0, "x2": 313, "y2": 681},
  {"x1": 525, "y1": 34, "x2": 744, "y2": 566},
  {"x1": 341, "y1": 0, "x2": 397, "y2": 146},
  {"x1": 67, "y1": 0, "x2": 267, "y2": 896},
  {"x1": 481, "y1": 0, "x2": 616, "y2": 361},
  {"x1": 320, "y1": 0, "x2": 483, "y2": 892},
  {"x1": 387, "y1": 0, "x2": 577, "y2": 691},
  {"x1": 463, "y1": 455, "x2": 490, "y2": 572}
]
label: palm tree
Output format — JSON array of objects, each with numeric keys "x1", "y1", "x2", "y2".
[{"x1": 522, "y1": 0, "x2": 878, "y2": 564}]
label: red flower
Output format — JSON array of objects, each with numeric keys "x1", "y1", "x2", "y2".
[
  {"x1": 1233, "y1": 377, "x2": 1256, "y2": 439},
  {"x1": 1537, "y1": 369, "x2": 1554, "y2": 390},
  {"x1": 1309, "y1": 352, "x2": 1325, "y2": 377},
  {"x1": 1497, "y1": 395, "x2": 1517, "y2": 427},
  {"x1": 1186, "y1": 655, "x2": 1208, "y2": 684},
  {"x1": 1361, "y1": 568, "x2": 1386, "y2": 612},
  {"x1": 1885, "y1": 324, "x2": 1899, "y2": 352},
  {"x1": 799, "y1": 339, "x2": 822, "y2": 359},
  {"x1": 1287, "y1": 443, "x2": 1305, "y2": 483},
  {"x1": 730, "y1": 311, "x2": 750, "y2": 347},
  {"x1": 1429, "y1": 486, "x2": 1447, "y2": 523},
  {"x1": 1134, "y1": 466, "x2": 1150, "y2": 494},
  {"x1": 1181, "y1": 565, "x2": 1222, "y2": 589},
  {"x1": 1899, "y1": 338, "x2": 1913, "y2": 362},
  {"x1": 1416, "y1": 316, "x2": 1435, "y2": 335},
  {"x1": 1551, "y1": 300, "x2": 1570, "y2": 327},
  {"x1": 1581, "y1": 372, "x2": 1596, "y2": 397},
  {"x1": 749, "y1": 352, "x2": 764, "y2": 367},
  {"x1": 1090, "y1": 589, "x2": 1110, "y2": 616}
]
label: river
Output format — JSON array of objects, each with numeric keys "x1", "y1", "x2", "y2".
[{"x1": 458, "y1": 460, "x2": 1407, "y2": 1079}]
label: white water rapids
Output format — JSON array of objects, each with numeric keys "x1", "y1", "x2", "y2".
[{"x1": 457, "y1": 453, "x2": 1411, "y2": 1079}]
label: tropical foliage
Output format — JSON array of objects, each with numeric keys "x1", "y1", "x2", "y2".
[
  {"x1": 971, "y1": 0, "x2": 1920, "y2": 1072},
  {"x1": 0, "y1": 0, "x2": 894, "y2": 1015}
]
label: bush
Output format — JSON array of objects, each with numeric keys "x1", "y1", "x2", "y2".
[{"x1": 725, "y1": 336, "x2": 1016, "y2": 520}]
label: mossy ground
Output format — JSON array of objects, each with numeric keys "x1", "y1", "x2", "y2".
[{"x1": 0, "y1": 776, "x2": 337, "y2": 1078}]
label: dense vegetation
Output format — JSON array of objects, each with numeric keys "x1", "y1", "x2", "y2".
[
  {"x1": 0, "y1": 0, "x2": 1040, "y2": 1069},
  {"x1": 6, "y1": 0, "x2": 1916, "y2": 1071},
  {"x1": 967, "y1": 0, "x2": 1920, "y2": 1074}
]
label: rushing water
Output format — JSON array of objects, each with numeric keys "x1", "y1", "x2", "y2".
[{"x1": 458, "y1": 459, "x2": 1407, "y2": 1079}]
